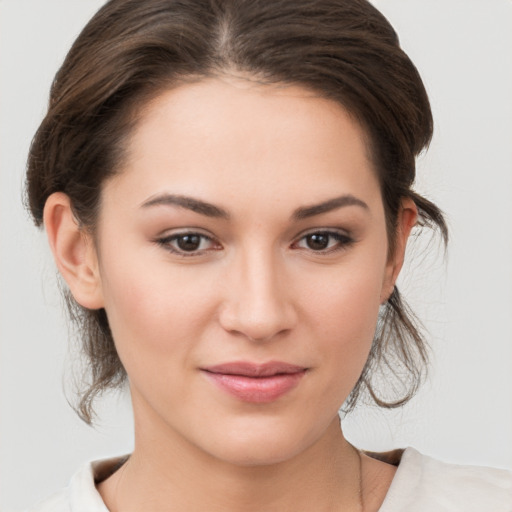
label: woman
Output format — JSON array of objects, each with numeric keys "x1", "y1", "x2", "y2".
[{"x1": 23, "y1": 0, "x2": 511, "y2": 510}]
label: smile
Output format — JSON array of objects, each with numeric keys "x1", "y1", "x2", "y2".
[{"x1": 201, "y1": 362, "x2": 308, "y2": 403}]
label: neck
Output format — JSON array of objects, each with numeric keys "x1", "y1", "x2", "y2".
[{"x1": 100, "y1": 404, "x2": 363, "y2": 512}]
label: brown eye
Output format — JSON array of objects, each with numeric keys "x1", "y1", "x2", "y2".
[
  {"x1": 305, "y1": 233, "x2": 330, "y2": 250},
  {"x1": 294, "y1": 230, "x2": 354, "y2": 253},
  {"x1": 157, "y1": 232, "x2": 220, "y2": 256},
  {"x1": 176, "y1": 234, "x2": 202, "y2": 251}
]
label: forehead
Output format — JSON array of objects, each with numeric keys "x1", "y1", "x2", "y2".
[{"x1": 104, "y1": 77, "x2": 381, "y2": 217}]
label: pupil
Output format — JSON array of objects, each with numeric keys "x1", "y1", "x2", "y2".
[
  {"x1": 307, "y1": 233, "x2": 329, "y2": 250},
  {"x1": 177, "y1": 235, "x2": 201, "y2": 251}
]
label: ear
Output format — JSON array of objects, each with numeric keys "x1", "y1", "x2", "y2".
[
  {"x1": 381, "y1": 197, "x2": 418, "y2": 303},
  {"x1": 43, "y1": 192, "x2": 104, "y2": 309}
]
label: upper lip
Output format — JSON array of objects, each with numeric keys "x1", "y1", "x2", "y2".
[{"x1": 201, "y1": 361, "x2": 307, "y2": 377}]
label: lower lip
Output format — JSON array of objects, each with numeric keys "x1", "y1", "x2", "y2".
[{"x1": 203, "y1": 371, "x2": 306, "y2": 403}]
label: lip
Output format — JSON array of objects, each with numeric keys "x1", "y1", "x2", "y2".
[{"x1": 201, "y1": 361, "x2": 308, "y2": 403}]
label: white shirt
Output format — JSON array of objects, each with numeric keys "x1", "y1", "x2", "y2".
[{"x1": 27, "y1": 448, "x2": 512, "y2": 511}]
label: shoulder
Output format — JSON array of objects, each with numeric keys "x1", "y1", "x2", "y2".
[
  {"x1": 25, "y1": 457, "x2": 124, "y2": 512},
  {"x1": 379, "y1": 447, "x2": 512, "y2": 512}
]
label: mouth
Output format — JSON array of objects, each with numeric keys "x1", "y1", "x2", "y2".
[{"x1": 200, "y1": 361, "x2": 308, "y2": 403}]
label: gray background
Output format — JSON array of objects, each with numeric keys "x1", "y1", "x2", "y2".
[{"x1": 1, "y1": 1, "x2": 511, "y2": 510}]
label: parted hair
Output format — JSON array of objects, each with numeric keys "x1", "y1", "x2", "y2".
[{"x1": 26, "y1": 0, "x2": 447, "y2": 424}]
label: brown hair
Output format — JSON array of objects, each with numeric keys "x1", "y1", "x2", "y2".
[{"x1": 26, "y1": 0, "x2": 447, "y2": 424}]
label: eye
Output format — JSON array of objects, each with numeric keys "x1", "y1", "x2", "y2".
[
  {"x1": 156, "y1": 232, "x2": 221, "y2": 256},
  {"x1": 293, "y1": 230, "x2": 354, "y2": 253}
]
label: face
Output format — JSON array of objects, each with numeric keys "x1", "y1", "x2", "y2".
[{"x1": 90, "y1": 77, "x2": 408, "y2": 465}]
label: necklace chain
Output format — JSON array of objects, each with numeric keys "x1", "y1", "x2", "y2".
[{"x1": 356, "y1": 445, "x2": 365, "y2": 512}]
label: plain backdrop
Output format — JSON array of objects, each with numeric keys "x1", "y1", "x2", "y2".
[{"x1": 1, "y1": 1, "x2": 511, "y2": 510}]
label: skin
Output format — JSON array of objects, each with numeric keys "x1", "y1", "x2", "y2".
[{"x1": 44, "y1": 77, "x2": 417, "y2": 511}]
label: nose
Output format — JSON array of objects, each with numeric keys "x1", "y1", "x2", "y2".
[{"x1": 218, "y1": 248, "x2": 298, "y2": 342}]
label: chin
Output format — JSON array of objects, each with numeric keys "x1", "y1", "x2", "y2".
[
  {"x1": 210, "y1": 438, "x2": 306, "y2": 467},
  {"x1": 198, "y1": 416, "x2": 335, "y2": 468}
]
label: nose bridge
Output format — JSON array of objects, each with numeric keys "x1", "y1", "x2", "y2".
[{"x1": 220, "y1": 241, "x2": 296, "y2": 341}]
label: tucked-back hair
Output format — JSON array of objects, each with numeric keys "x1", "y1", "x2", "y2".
[{"x1": 26, "y1": 0, "x2": 447, "y2": 424}]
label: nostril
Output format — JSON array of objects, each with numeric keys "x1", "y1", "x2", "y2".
[{"x1": 218, "y1": 302, "x2": 296, "y2": 343}]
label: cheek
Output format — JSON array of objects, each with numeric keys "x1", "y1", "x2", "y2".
[
  {"x1": 296, "y1": 257, "x2": 385, "y2": 398},
  {"x1": 318, "y1": 281, "x2": 380, "y2": 365},
  {"x1": 304, "y1": 256, "x2": 384, "y2": 340},
  {"x1": 97, "y1": 248, "x2": 218, "y2": 367}
]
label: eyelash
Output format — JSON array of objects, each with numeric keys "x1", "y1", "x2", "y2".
[
  {"x1": 155, "y1": 231, "x2": 220, "y2": 257},
  {"x1": 292, "y1": 230, "x2": 354, "y2": 254},
  {"x1": 155, "y1": 229, "x2": 354, "y2": 257}
]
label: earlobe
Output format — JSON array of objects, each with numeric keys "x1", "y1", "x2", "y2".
[
  {"x1": 43, "y1": 192, "x2": 104, "y2": 309},
  {"x1": 381, "y1": 198, "x2": 418, "y2": 303}
]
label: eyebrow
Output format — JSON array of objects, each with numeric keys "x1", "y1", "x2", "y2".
[
  {"x1": 140, "y1": 193, "x2": 368, "y2": 221},
  {"x1": 292, "y1": 194, "x2": 369, "y2": 220},
  {"x1": 141, "y1": 194, "x2": 230, "y2": 219}
]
